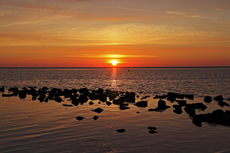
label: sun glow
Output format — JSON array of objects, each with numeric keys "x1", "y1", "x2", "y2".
[{"x1": 111, "y1": 60, "x2": 118, "y2": 66}]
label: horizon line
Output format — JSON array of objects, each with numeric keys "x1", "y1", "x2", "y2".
[{"x1": 0, "y1": 66, "x2": 230, "y2": 68}]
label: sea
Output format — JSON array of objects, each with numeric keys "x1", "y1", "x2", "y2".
[{"x1": 0, "y1": 67, "x2": 230, "y2": 153}]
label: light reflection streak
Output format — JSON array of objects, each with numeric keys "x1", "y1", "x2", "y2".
[{"x1": 111, "y1": 68, "x2": 117, "y2": 90}]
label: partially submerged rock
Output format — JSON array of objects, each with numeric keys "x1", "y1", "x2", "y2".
[
  {"x1": 192, "y1": 109, "x2": 230, "y2": 127},
  {"x1": 173, "y1": 105, "x2": 183, "y2": 114},
  {"x1": 76, "y1": 116, "x2": 85, "y2": 120},
  {"x1": 92, "y1": 108, "x2": 104, "y2": 113},
  {"x1": 214, "y1": 95, "x2": 224, "y2": 102},
  {"x1": 134, "y1": 101, "x2": 148, "y2": 107},
  {"x1": 93, "y1": 115, "x2": 99, "y2": 120},
  {"x1": 204, "y1": 96, "x2": 212, "y2": 103},
  {"x1": 116, "y1": 129, "x2": 126, "y2": 133}
]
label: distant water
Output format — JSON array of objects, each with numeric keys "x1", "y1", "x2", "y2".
[
  {"x1": 0, "y1": 68, "x2": 230, "y2": 153},
  {"x1": 0, "y1": 67, "x2": 230, "y2": 97}
]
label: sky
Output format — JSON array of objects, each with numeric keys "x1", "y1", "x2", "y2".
[{"x1": 0, "y1": 0, "x2": 230, "y2": 67}]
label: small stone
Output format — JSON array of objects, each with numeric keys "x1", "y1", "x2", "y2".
[
  {"x1": 106, "y1": 101, "x2": 112, "y2": 106},
  {"x1": 149, "y1": 131, "x2": 157, "y2": 134},
  {"x1": 89, "y1": 101, "x2": 94, "y2": 105},
  {"x1": 116, "y1": 129, "x2": 126, "y2": 133},
  {"x1": 62, "y1": 104, "x2": 73, "y2": 107},
  {"x1": 92, "y1": 108, "x2": 104, "y2": 113},
  {"x1": 93, "y1": 115, "x2": 99, "y2": 120},
  {"x1": 148, "y1": 126, "x2": 157, "y2": 130},
  {"x1": 76, "y1": 116, "x2": 84, "y2": 120}
]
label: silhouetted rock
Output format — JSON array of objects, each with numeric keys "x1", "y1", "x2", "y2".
[
  {"x1": 79, "y1": 88, "x2": 88, "y2": 94},
  {"x1": 9, "y1": 87, "x2": 19, "y2": 96},
  {"x1": 157, "y1": 99, "x2": 170, "y2": 109},
  {"x1": 141, "y1": 95, "x2": 150, "y2": 100},
  {"x1": 218, "y1": 101, "x2": 229, "y2": 107},
  {"x1": 38, "y1": 94, "x2": 46, "y2": 102},
  {"x1": 184, "y1": 94, "x2": 194, "y2": 100},
  {"x1": 184, "y1": 105, "x2": 196, "y2": 116},
  {"x1": 2, "y1": 93, "x2": 14, "y2": 97},
  {"x1": 106, "y1": 89, "x2": 119, "y2": 101},
  {"x1": 54, "y1": 96, "x2": 62, "y2": 102},
  {"x1": 134, "y1": 101, "x2": 148, "y2": 107},
  {"x1": 173, "y1": 105, "x2": 183, "y2": 114},
  {"x1": 149, "y1": 130, "x2": 158, "y2": 134},
  {"x1": 228, "y1": 98, "x2": 230, "y2": 101},
  {"x1": 192, "y1": 115, "x2": 202, "y2": 127},
  {"x1": 93, "y1": 115, "x2": 99, "y2": 120},
  {"x1": 119, "y1": 105, "x2": 130, "y2": 110},
  {"x1": 192, "y1": 109, "x2": 230, "y2": 127},
  {"x1": 92, "y1": 108, "x2": 103, "y2": 113},
  {"x1": 214, "y1": 95, "x2": 224, "y2": 102},
  {"x1": 148, "y1": 126, "x2": 157, "y2": 130},
  {"x1": 116, "y1": 129, "x2": 126, "y2": 133},
  {"x1": 76, "y1": 116, "x2": 85, "y2": 120},
  {"x1": 0, "y1": 86, "x2": 4, "y2": 92},
  {"x1": 204, "y1": 96, "x2": 212, "y2": 103},
  {"x1": 153, "y1": 95, "x2": 167, "y2": 99},
  {"x1": 191, "y1": 103, "x2": 207, "y2": 110},
  {"x1": 19, "y1": 90, "x2": 27, "y2": 99},
  {"x1": 106, "y1": 101, "x2": 112, "y2": 106},
  {"x1": 176, "y1": 100, "x2": 187, "y2": 106},
  {"x1": 89, "y1": 101, "x2": 94, "y2": 105},
  {"x1": 62, "y1": 104, "x2": 73, "y2": 107}
]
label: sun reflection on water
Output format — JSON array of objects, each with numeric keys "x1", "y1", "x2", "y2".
[{"x1": 111, "y1": 68, "x2": 117, "y2": 90}]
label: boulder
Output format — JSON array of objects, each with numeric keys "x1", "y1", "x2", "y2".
[
  {"x1": 0, "y1": 86, "x2": 4, "y2": 92},
  {"x1": 214, "y1": 95, "x2": 224, "y2": 102},
  {"x1": 76, "y1": 116, "x2": 85, "y2": 120},
  {"x1": 116, "y1": 129, "x2": 126, "y2": 133},
  {"x1": 218, "y1": 101, "x2": 229, "y2": 107},
  {"x1": 204, "y1": 96, "x2": 212, "y2": 103},
  {"x1": 134, "y1": 101, "x2": 148, "y2": 107},
  {"x1": 92, "y1": 108, "x2": 104, "y2": 113},
  {"x1": 173, "y1": 105, "x2": 183, "y2": 114}
]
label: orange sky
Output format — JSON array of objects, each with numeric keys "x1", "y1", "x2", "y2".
[{"x1": 0, "y1": 0, "x2": 230, "y2": 67}]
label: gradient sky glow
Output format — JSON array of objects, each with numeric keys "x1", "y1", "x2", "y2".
[{"x1": 0, "y1": 0, "x2": 230, "y2": 67}]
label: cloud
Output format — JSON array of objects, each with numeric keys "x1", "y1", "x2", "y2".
[
  {"x1": 165, "y1": 11, "x2": 204, "y2": 18},
  {"x1": 65, "y1": 54, "x2": 158, "y2": 58}
]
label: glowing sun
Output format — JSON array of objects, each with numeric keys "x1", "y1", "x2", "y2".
[{"x1": 111, "y1": 60, "x2": 118, "y2": 66}]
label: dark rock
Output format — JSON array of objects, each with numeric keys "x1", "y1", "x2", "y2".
[
  {"x1": 191, "y1": 103, "x2": 207, "y2": 110},
  {"x1": 116, "y1": 129, "x2": 126, "y2": 133},
  {"x1": 93, "y1": 115, "x2": 99, "y2": 120},
  {"x1": 148, "y1": 109, "x2": 157, "y2": 112},
  {"x1": 176, "y1": 100, "x2": 187, "y2": 106},
  {"x1": 106, "y1": 89, "x2": 119, "y2": 101},
  {"x1": 192, "y1": 109, "x2": 230, "y2": 127},
  {"x1": 89, "y1": 101, "x2": 94, "y2": 105},
  {"x1": 8, "y1": 87, "x2": 19, "y2": 96},
  {"x1": 106, "y1": 101, "x2": 112, "y2": 106},
  {"x1": 62, "y1": 104, "x2": 73, "y2": 107},
  {"x1": 184, "y1": 105, "x2": 196, "y2": 116},
  {"x1": 157, "y1": 99, "x2": 170, "y2": 109},
  {"x1": 204, "y1": 96, "x2": 212, "y2": 103},
  {"x1": 167, "y1": 96, "x2": 176, "y2": 102},
  {"x1": 134, "y1": 101, "x2": 148, "y2": 107},
  {"x1": 79, "y1": 88, "x2": 88, "y2": 94},
  {"x1": 184, "y1": 94, "x2": 194, "y2": 100},
  {"x1": 149, "y1": 131, "x2": 158, "y2": 134},
  {"x1": 136, "y1": 112, "x2": 140, "y2": 113},
  {"x1": 0, "y1": 86, "x2": 4, "y2": 92},
  {"x1": 228, "y1": 98, "x2": 230, "y2": 101},
  {"x1": 76, "y1": 116, "x2": 85, "y2": 120},
  {"x1": 92, "y1": 108, "x2": 104, "y2": 113},
  {"x1": 214, "y1": 95, "x2": 224, "y2": 102},
  {"x1": 153, "y1": 95, "x2": 167, "y2": 99},
  {"x1": 148, "y1": 126, "x2": 157, "y2": 130},
  {"x1": 173, "y1": 105, "x2": 183, "y2": 114},
  {"x1": 119, "y1": 105, "x2": 130, "y2": 110},
  {"x1": 192, "y1": 116, "x2": 202, "y2": 127},
  {"x1": 218, "y1": 101, "x2": 229, "y2": 107},
  {"x1": 2, "y1": 93, "x2": 14, "y2": 97},
  {"x1": 141, "y1": 95, "x2": 150, "y2": 100},
  {"x1": 38, "y1": 94, "x2": 46, "y2": 102},
  {"x1": 54, "y1": 96, "x2": 62, "y2": 102}
]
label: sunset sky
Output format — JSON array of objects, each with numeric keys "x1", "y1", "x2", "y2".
[{"x1": 0, "y1": 0, "x2": 230, "y2": 67}]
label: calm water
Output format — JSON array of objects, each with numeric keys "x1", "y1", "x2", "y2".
[{"x1": 0, "y1": 68, "x2": 230, "y2": 153}]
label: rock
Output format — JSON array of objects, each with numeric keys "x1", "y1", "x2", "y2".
[
  {"x1": 184, "y1": 94, "x2": 194, "y2": 100},
  {"x1": 191, "y1": 103, "x2": 207, "y2": 110},
  {"x1": 184, "y1": 105, "x2": 196, "y2": 116},
  {"x1": 228, "y1": 98, "x2": 230, "y2": 101},
  {"x1": 119, "y1": 104, "x2": 130, "y2": 110},
  {"x1": 134, "y1": 101, "x2": 148, "y2": 107},
  {"x1": 54, "y1": 96, "x2": 62, "y2": 102},
  {"x1": 153, "y1": 95, "x2": 167, "y2": 99},
  {"x1": 116, "y1": 129, "x2": 126, "y2": 133},
  {"x1": 173, "y1": 105, "x2": 183, "y2": 114},
  {"x1": 76, "y1": 116, "x2": 85, "y2": 120},
  {"x1": 79, "y1": 87, "x2": 88, "y2": 94},
  {"x1": 192, "y1": 109, "x2": 230, "y2": 127},
  {"x1": 0, "y1": 86, "x2": 4, "y2": 92},
  {"x1": 214, "y1": 95, "x2": 224, "y2": 102},
  {"x1": 149, "y1": 130, "x2": 157, "y2": 134},
  {"x1": 2, "y1": 93, "x2": 14, "y2": 97},
  {"x1": 192, "y1": 116, "x2": 202, "y2": 127},
  {"x1": 89, "y1": 101, "x2": 94, "y2": 105},
  {"x1": 204, "y1": 96, "x2": 212, "y2": 103},
  {"x1": 148, "y1": 126, "x2": 157, "y2": 130},
  {"x1": 141, "y1": 95, "x2": 150, "y2": 100},
  {"x1": 93, "y1": 115, "x2": 99, "y2": 120},
  {"x1": 62, "y1": 104, "x2": 73, "y2": 107},
  {"x1": 106, "y1": 101, "x2": 112, "y2": 106},
  {"x1": 218, "y1": 101, "x2": 229, "y2": 107},
  {"x1": 176, "y1": 100, "x2": 187, "y2": 106},
  {"x1": 136, "y1": 112, "x2": 140, "y2": 113},
  {"x1": 92, "y1": 108, "x2": 104, "y2": 113},
  {"x1": 157, "y1": 99, "x2": 170, "y2": 110}
]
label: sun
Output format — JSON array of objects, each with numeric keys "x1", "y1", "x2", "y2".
[{"x1": 111, "y1": 60, "x2": 118, "y2": 66}]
